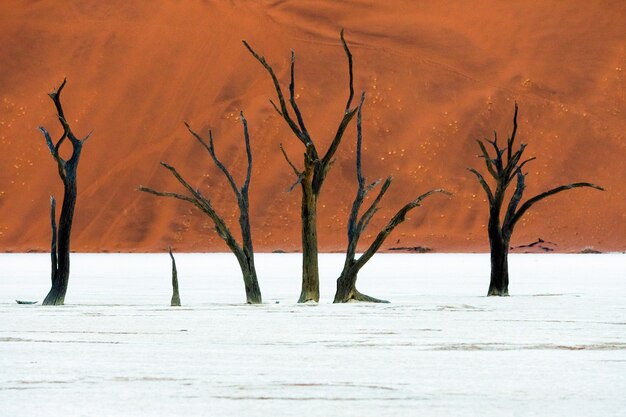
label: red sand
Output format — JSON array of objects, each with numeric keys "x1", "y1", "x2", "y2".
[{"x1": 0, "y1": 1, "x2": 624, "y2": 253}]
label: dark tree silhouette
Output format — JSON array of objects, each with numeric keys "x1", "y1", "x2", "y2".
[
  {"x1": 334, "y1": 93, "x2": 450, "y2": 303},
  {"x1": 140, "y1": 112, "x2": 262, "y2": 304},
  {"x1": 169, "y1": 247, "x2": 180, "y2": 307},
  {"x1": 39, "y1": 79, "x2": 92, "y2": 306},
  {"x1": 244, "y1": 30, "x2": 357, "y2": 302},
  {"x1": 468, "y1": 103, "x2": 604, "y2": 296}
]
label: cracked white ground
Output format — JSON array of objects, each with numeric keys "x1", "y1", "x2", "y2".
[{"x1": 1, "y1": 253, "x2": 625, "y2": 416}]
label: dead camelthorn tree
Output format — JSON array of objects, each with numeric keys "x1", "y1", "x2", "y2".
[
  {"x1": 140, "y1": 112, "x2": 262, "y2": 304},
  {"x1": 169, "y1": 247, "x2": 181, "y2": 307},
  {"x1": 468, "y1": 103, "x2": 604, "y2": 296},
  {"x1": 39, "y1": 79, "x2": 92, "y2": 306},
  {"x1": 244, "y1": 30, "x2": 358, "y2": 303},
  {"x1": 334, "y1": 93, "x2": 450, "y2": 303}
]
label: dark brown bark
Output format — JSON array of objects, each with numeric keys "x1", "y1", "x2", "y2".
[
  {"x1": 299, "y1": 157, "x2": 319, "y2": 302},
  {"x1": 49, "y1": 196, "x2": 57, "y2": 286},
  {"x1": 140, "y1": 112, "x2": 262, "y2": 304},
  {"x1": 244, "y1": 30, "x2": 357, "y2": 302},
  {"x1": 487, "y1": 223, "x2": 510, "y2": 296},
  {"x1": 334, "y1": 93, "x2": 450, "y2": 303},
  {"x1": 39, "y1": 79, "x2": 91, "y2": 306},
  {"x1": 469, "y1": 103, "x2": 604, "y2": 296},
  {"x1": 169, "y1": 247, "x2": 181, "y2": 307}
]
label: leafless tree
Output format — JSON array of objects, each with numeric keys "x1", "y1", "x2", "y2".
[
  {"x1": 244, "y1": 30, "x2": 357, "y2": 302},
  {"x1": 469, "y1": 103, "x2": 604, "y2": 296},
  {"x1": 334, "y1": 93, "x2": 450, "y2": 303},
  {"x1": 39, "y1": 79, "x2": 92, "y2": 305},
  {"x1": 140, "y1": 113, "x2": 262, "y2": 303}
]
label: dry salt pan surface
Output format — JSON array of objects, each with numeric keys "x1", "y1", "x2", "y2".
[{"x1": 1, "y1": 253, "x2": 625, "y2": 416}]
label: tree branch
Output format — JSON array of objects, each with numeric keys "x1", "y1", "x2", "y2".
[
  {"x1": 510, "y1": 182, "x2": 605, "y2": 229},
  {"x1": 356, "y1": 176, "x2": 393, "y2": 236},
  {"x1": 39, "y1": 126, "x2": 69, "y2": 188},
  {"x1": 487, "y1": 133, "x2": 504, "y2": 174},
  {"x1": 279, "y1": 143, "x2": 304, "y2": 191},
  {"x1": 138, "y1": 186, "x2": 199, "y2": 206},
  {"x1": 279, "y1": 143, "x2": 302, "y2": 177},
  {"x1": 476, "y1": 140, "x2": 498, "y2": 179},
  {"x1": 184, "y1": 122, "x2": 241, "y2": 199},
  {"x1": 340, "y1": 28, "x2": 354, "y2": 112},
  {"x1": 468, "y1": 167, "x2": 494, "y2": 204},
  {"x1": 502, "y1": 170, "x2": 525, "y2": 233},
  {"x1": 504, "y1": 143, "x2": 527, "y2": 178},
  {"x1": 48, "y1": 78, "x2": 82, "y2": 147},
  {"x1": 355, "y1": 189, "x2": 451, "y2": 270},
  {"x1": 319, "y1": 107, "x2": 358, "y2": 174},
  {"x1": 242, "y1": 40, "x2": 310, "y2": 147},
  {"x1": 318, "y1": 30, "x2": 358, "y2": 174},
  {"x1": 240, "y1": 111, "x2": 253, "y2": 194},
  {"x1": 140, "y1": 176, "x2": 243, "y2": 258},
  {"x1": 289, "y1": 51, "x2": 310, "y2": 142},
  {"x1": 156, "y1": 162, "x2": 208, "y2": 203},
  {"x1": 507, "y1": 156, "x2": 536, "y2": 186},
  {"x1": 507, "y1": 102, "x2": 518, "y2": 162},
  {"x1": 345, "y1": 94, "x2": 369, "y2": 255},
  {"x1": 355, "y1": 92, "x2": 366, "y2": 189}
]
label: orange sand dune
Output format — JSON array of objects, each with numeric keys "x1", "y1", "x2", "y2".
[{"x1": 0, "y1": 1, "x2": 624, "y2": 253}]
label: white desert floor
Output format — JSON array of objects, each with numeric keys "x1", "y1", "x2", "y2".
[{"x1": 1, "y1": 253, "x2": 625, "y2": 416}]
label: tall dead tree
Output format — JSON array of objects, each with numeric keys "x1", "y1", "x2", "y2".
[
  {"x1": 244, "y1": 30, "x2": 357, "y2": 302},
  {"x1": 334, "y1": 93, "x2": 449, "y2": 303},
  {"x1": 140, "y1": 112, "x2": 262, "y2": 304},
  {"x1": 469, "y1": 103, "x2": 604, "y2": 296},
  {"x1": 39, "y1": 79, "x2": 92, "y2": 306}
]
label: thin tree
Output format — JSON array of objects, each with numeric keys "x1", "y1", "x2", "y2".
[
  {"x1": 334, "y1": 93, "x2": 450, "y2": 303},
  {"x1": 244, "y1": 30, "x2": 357, "y2": 302},
  {"x1": 468, "y1": 103, "x2": 604, "y2": 296},
  {"x1": 140, "y1": 112, "x2": 262, "y2": 304},
  {"x1": 169, "y1": 247, "x2": 181, "y2": 307},
  {"x1": 39, "y1": 79, "x2": 92, "y2": 306}
]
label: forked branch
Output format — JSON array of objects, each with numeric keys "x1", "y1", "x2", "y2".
[
  {"x1": 354, "y1": 189, "x2": 451, "y2": 271},
  {"x1": 509, "y1": 182, "x2": 604, "y2": 229},
  {"x1": 242, "y1": 40, "x2": 308, "y2": 147}
]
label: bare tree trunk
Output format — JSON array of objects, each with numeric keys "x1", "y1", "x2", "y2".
[
  {"x1": 299, "y1": 161, "x2": 319, "y2": 302},
  {"x1": 237, "y1": 186, "x2": 262, "y2": 304},
  {"x1": 49, "y1": 197, "x2": 57, "y2": 286},
  {"x1": 334, "y1": 261, "x2": 389, "y2": 303},
  {"x1": 39, "y1": 79, "x2": 90, "y2": 306},
  {"x1": 235, "y1": 248, "x2": 262, "y2": 304},
  {"x1": 242, "y1": 268, "x2": 261, "y2": 304},
  {"x1": 169, "y1": 247, "x2": 181, "y2": 307},
  {"x1": 43, "y1": 180, "x2": 77, "y2": 305},
  {"x1": 488, "y1": 232, "x2": 509, "y2": 296}
]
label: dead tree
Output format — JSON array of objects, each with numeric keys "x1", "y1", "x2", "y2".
[
  {"x1": 334, "y1": 93, "x2": 449, "y2": 303},
  {"x1": 244, "y1": 30, "x2": 357, "y2": 302},
  {"x1": 39, "y1": 79, "x2": 92, "y2": 306},
  {"x1": 169, "y1": 247, "x2": 181, "y2": 307},
  {"x1": 140, "y1": 112, "x2": 262, "y2": 304},
  {"x1": 468, "y1": 103, "x2": 604, "y2": 296}
]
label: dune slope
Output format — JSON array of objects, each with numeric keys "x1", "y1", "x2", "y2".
[{"x1": 0, "y1": 1, "x2": 624, "y2": 252}]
